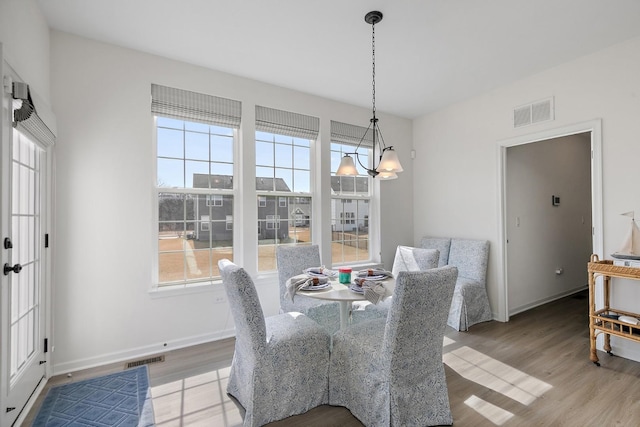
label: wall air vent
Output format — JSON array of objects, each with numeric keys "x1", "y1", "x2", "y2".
[
  {"x1": 513, "y1": 97, "x2": 554, "y2": 128},
  {"x1": 125, "y1": 355, "x2": 165, "y2": 369}
]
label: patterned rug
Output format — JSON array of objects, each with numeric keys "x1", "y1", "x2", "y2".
[{"x1": 32, "y1": 365, "x2": 155, "y2": 426}]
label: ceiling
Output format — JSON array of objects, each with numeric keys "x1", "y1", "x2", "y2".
[{"x1": 36, "y1": 0, "x2": 640, "y2": 119}]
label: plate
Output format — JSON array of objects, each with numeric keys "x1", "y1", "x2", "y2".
[
  {"x1": 611, "y1": 253, "x2": 640, "y2": 260},
  {"x1": 301, "y1": 282, "x2": 331, "y2": 291},
  {"x1": 356, "y1": 274, "x2": 387, "y2": 281},
  {"x1": 349, "y1": 284, "x2": 364, "y2": 294},
  {"x1": 304, "y1": 268, "x2": 338, "y2": 278}
]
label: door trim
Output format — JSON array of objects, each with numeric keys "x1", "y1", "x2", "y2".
[{"x1": 496, "y1": 119, "x2": 603, "y2": 322}]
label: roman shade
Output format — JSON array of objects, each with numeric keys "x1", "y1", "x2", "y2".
[
  {"x1": 330, "y1": 120, "x2": 374, "y2": 148},
  {"x1": 255, "y1": 105, "x2": 319, "y2": 140},
  {"x1": 151, "y1": 84, "x2": 242, "y2": 129}
]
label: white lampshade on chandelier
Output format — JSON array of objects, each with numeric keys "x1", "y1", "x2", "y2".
[{"x1": 336, "y1": 11, "x2": 403, "y2": 180}]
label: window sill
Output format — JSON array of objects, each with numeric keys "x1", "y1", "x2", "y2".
[{"x1": 148, "y1": 280, "x2": 222, "y2": 299}]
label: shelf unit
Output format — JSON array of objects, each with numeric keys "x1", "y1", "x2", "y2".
[{"x1": 588, "y1": 254, "x2": 640, "y2": 366}]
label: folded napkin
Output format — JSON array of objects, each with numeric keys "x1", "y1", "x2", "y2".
[
  {"x1": 361, "y1": 280, "x2": 392, "y2": 305},
  {"x1": 285, "y1": 276, "x2": 328, "y2": 302},
  {"x1": 305, "y1": 266, "x2": 337, "y2": 277},
  {"x1": 356, "y1": 269, "x2": 393, "y2": 279}
]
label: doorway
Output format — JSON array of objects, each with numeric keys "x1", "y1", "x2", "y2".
[
  {"x1": 497, "y1": 120, "x2": 604, "y2": 321},
  {"x1": 1, "y1": 64, "x2": 53, "y2": 426}
]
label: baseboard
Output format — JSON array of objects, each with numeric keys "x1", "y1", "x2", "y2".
[
  {"x1": 52, "y1": 328, "x2": 236, "y2": 375},
  {"x1": 509, "y1": 285, "x2": 588, "y2": 317}
]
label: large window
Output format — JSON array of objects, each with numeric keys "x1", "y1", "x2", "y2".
[
  {"x1": 152, "y1": 84, "x2": 240, "y2": 286},
  {"x1": 330, "y1": 121, "x2": 373, "y2": 264},
  {"x1": 255, "y1": 106, "x2": 318, "y2": 271}
]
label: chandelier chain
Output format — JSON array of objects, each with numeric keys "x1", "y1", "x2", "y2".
[{"x1": 371, "y1": 20, "x2": 376, "y2": 118}]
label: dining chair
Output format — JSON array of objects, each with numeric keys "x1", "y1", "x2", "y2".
[
  {"x1": 218, "y1": 259, "x2": 331, "y2": 427},
  {"x1": 329, "y1": 266, "x2": 458, "y2": 426},
  {"x1": 276, "y1": 244, "x2": 340, "y2": 333},
  {"x1": 352, "y1": 246, "x2": 440, "y2": 322}
]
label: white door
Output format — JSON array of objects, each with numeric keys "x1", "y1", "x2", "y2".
[{"x1": 1, "y1": 89, "x2": 49, "y2": 424}]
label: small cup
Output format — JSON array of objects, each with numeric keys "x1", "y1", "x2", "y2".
[{"x1": 338, "y1": 267, "x2": 352, "y2": 284}]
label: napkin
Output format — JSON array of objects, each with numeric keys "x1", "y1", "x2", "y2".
[
  {"x1": 305, "y1": 266, "x2": 337, "y2": 277},
  {"x1": 361, "y1": 280, "x2": 392, "y2": 305},
  {"x1": 285, "y1": 276, "x2": 328, "y2": 302}
]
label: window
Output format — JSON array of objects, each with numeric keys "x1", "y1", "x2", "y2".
[
  {"x1": 206, "y1": 194, "x2": 223, "y2": 206},
  {"x1": 330, "y1": 121, "x2": 374, "y2": 264},
  {"x1": 266, "y1": 214, "x2": 281, "y2": 230},
  {"x1": 201, "y1": 215, "x2": 210, "y2": 231},
  {"x1": 152, "y1": 84, "x2": 240, "y2": 286},
  {"x1": 255, "y1": 106, "x2": 319, "y2": 271}
]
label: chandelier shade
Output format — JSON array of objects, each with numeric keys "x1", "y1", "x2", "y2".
[{"x1": 336, "y1": 154, "x2": 359, "y2": 176}]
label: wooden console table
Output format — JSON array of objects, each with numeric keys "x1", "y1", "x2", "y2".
[{"x1": 588, "y1": 254, "x2": 640, "y2": 366}]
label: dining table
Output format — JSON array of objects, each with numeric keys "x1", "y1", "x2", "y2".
[{"x1": 288, "y1": 272, "x2": 396, "y2": 330}]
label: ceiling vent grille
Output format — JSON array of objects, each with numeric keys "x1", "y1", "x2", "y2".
[{"x1": 513, "y1": 97, "x2": 554, "y2": 128}]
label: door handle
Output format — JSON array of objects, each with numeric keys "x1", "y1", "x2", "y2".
[{"x1": 3, "y1": 263, "x2": 22, "y2": 275}]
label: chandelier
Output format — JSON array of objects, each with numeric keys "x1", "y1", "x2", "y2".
[{"x1": 336, "y1": 11, "x2": 403, "y2": 180}]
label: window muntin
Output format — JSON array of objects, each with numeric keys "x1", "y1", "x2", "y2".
[
  {"x1": 330, "y1": 141, "x2": 372, "y2": 264},
  {"x1": 156, "y1": 117, "x2": 235, "y2": 286}
]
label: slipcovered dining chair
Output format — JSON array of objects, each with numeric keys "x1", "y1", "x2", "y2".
[
  {"x1": 218, "y1": 259, "x2": 331, "y2": 427},
  {"x1": 329, "y1": 266, "x2": 458, "y2": 426},
  {"x1": 353, "y1": 245, "x2": 440, "y2": 321},
  {"x1": 276, "y1": 244, "x2": 340, "y2": 333}
]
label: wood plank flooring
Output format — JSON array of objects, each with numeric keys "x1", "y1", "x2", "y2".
[{"x1": 24, "y1": 290, "x2": 640, "y2": 426}]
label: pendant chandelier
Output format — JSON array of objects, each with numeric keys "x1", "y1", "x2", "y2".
[{"x1": 336, "y1": 11, "x2": 403, "y2": 180}]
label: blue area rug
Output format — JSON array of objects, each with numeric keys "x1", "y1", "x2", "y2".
[{"x1": 32, "y1": 365, "x2": 155, "y2": 426}]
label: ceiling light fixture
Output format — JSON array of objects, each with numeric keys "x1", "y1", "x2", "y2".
[{"x1": 336, "y1": 11, "x2": 403, "y2": 180}]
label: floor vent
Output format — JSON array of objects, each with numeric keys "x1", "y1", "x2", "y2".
[
  {"x1": 513, "y1": 97, "x2": 554, "y2": 128},
  {"x1": 126, "y1": 355, "x2": 165, "y2": 369}
]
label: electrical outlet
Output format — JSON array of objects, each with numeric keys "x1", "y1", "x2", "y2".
[{"x1": 214, "y1": 295, "x2": 225, "y2": 304}]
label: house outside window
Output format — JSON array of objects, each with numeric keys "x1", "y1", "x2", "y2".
[
  {"x1": 153, "y1": 84, "x2": 240, "y2": 287},
  {"x1": 255, "y1": 106, "x2": 318, "y2": 271}
]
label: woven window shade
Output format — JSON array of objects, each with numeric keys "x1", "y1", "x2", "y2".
[
  {"x1": 11, "y1": 82, "x2": 55, "y2": 147},
  {"x1": 255, "y1": 106, "x2": 319, "y2": 140},
  {"x1": 151, "y1": 84, "x2": 241, "y2": 128},
  {"x1": 330, "y1": 120, "x2": 373, "y2": 148},
  {"x1": 15, "y1": 113, "x2": 55, "y2": 147}
]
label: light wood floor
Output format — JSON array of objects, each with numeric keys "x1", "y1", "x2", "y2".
[{"x1": 24, "y1": 290, "x2": 640, "y2": 426}]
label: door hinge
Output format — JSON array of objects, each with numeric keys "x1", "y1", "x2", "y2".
[
  {"x1": 39, "y1": 360, "x2": 46, "y2": 365},
  {"x1": 45, "y1": 233, "x2": 49, "y2": 248},
  {"x1": 6, "y1": 407, "x2": 15, "y2": 413},
  {"x1": 44, "y1": 338, "x2": 48, "y2": 353}
]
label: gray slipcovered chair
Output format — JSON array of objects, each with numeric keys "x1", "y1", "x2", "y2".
[
  {"x1": 421, "y1": 237, "x2": 492, "y2": 331},
  {"x1": 329, "y1": 266, "x2": 458, "y2": 426},
  {"x1": 353, "y1": 245, "x2": 440, "y2": 321},
  {"x1": 218, "y1": 259, "x2": 331, "y2": 427},
  {"x1": 276, "y1": 244, "x2": 340, "y2": 333}
]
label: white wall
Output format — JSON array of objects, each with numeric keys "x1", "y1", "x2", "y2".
[
  {"x1": 0, "y1": 0, "x2": 51, "y2": 104},
  {"x1": 49, "y1": 31, "x2": 413, "y2": 373},
  {"x1": 506, "y1": 134, "x2": 592, "y2": 314},
  {"x1": 413, "y1": 36, "x2": 640, "y2": 361}
]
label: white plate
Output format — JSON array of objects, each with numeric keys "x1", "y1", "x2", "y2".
[
  {"x1": 301, "y1": 283, "x2": 331, "y2": 291},
  {"x1": 349, "y1": 284, "x2": 364, "y2": 294},
  {"x1": 304, "y1": 268, "x2": 338, "y2": 278}
]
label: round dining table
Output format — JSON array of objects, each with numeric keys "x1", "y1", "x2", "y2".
[{"x1": 289, "y1": 273, "x2": 395, "y2": 330}]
